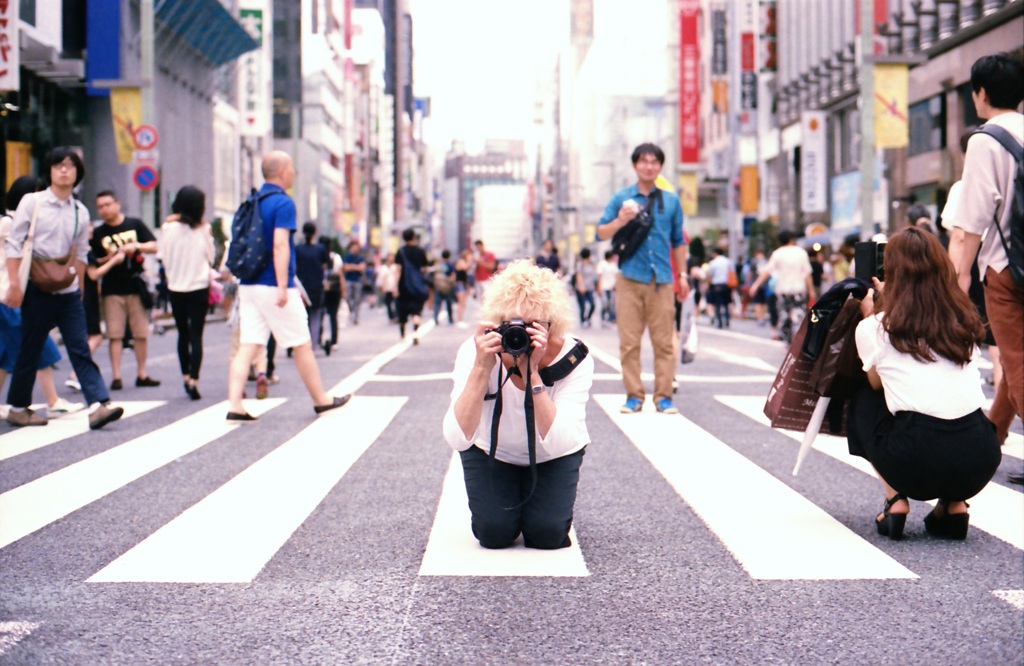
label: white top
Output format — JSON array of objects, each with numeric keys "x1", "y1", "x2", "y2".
[
  {"x1": 707, "y1": 254, "x2": 732, "y2": 285},
  {"x1": 597, "y1": 259, "x2": 618, "y2": 291},
  {"x1": 855, "y1": 313, "x2": 985, "y2": 419},
  {"x1": 764, "y1": 245, "x2": 811, "y2": 295},
  {"x1": 939, "y1": 180, "x2": 962, "y2": 231},
  {"x1": 955, "y1": 111, "x2": 1024, "y2": 276},
  {"x1": 442, "y1": 336, "x2": 593, "y2": 465},
  {"x1": 160, "y1": 219, "x2": 215, "y2": 292}
]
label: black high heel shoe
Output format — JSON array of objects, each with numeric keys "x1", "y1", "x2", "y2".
[
  {"x1": 924, "y1": 499, "x2": 969, "y2": 540},
  {"x1": 876, "y1": 493, "x2": 908, "y2": 540}
]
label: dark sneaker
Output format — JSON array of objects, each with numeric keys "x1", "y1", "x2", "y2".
[
  {"x1": 110, "y1": 378, "x2": 123, "y2": 390},
  {"x1": 89, "y1": 404, "x2": 124, "y2": 430},
  {"x1": 314, "y1": 394, "x2": 352, "y2": 415},
  {"x1": 7, "y1": 409, "x2": 48, "y2": 427},
  {"x1": 226, "y1": 411, "x2": 257, "y2": 422},
  {"x1": 136, "y1": 376, "x2": 161, "y2": 387}
]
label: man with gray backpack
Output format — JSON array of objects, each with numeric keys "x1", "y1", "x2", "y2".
[{"x1": 948, "y1": 53, "x2": 1024, "y2": 484}]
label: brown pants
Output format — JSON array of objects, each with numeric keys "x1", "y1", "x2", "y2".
[
  {"x1": 984, "y1": 266, "x2": 1024, "y2": 441},
  {"x1": 615, "y1": 276, "x2": 676, "y2": 402}
]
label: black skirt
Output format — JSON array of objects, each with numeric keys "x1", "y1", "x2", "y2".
[{"x1": 847, "y1": 387, "x2": 1001, "y2": 501}]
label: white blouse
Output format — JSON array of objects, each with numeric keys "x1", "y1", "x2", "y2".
[
  {"x1": 160, "y1": 219, "x2": 215, "y2": 293},
  {"x1": 855, "y1": 313, "x2": 985, "y2": 419},
  {"x1": 442, "y1": 336, "x2": 593, "y2": 465}
]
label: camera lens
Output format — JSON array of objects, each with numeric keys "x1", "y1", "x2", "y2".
[{"x1": 502, "y1": 326, "x2": 532, "y2": 356}]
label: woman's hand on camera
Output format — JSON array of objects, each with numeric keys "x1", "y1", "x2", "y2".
[
  {"x1": 473, "y1": 321, "x2": 502, "y2": 372},
  {"x1": 525, "y1": 322, "x2": 550, "y2": 373}
]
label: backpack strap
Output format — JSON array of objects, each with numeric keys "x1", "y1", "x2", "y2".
[{"x1": 973, "y1": 125, "x2": 1023, "y2": 261}]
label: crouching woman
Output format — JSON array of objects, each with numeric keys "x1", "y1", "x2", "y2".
[
  {"x1": 442, "y1": 259, "x2": 593, "y2": 549},
  {"x1": 848, "y1": 227, "x2": 1001, "y2": 541}
]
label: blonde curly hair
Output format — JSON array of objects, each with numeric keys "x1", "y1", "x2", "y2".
[{"x1": 480, "y1": 259, "x2": 575, "y2": 340}]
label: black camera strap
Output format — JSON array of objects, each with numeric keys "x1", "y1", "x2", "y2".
[{"x1": 482, "y1": 340, "x2": 589, "y2": 510}]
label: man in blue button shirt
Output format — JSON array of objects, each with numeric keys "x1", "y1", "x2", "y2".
[{"x1": 596, "y1": 143, "x2": 689, "y2": 414}]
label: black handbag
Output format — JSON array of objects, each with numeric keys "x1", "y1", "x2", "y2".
[
  {"x1": 610, "y1": 189, "x2": 662, "y2": 264},
  {"x1": 801, "y1": 277, "x2": 872, "y2": 361}
]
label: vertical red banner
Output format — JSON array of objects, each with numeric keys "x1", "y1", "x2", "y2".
[{"x1": 679, "y1": 0, "x2": 700, "y2": 165}]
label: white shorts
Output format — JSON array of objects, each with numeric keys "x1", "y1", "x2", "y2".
[{"x1": 238, "y1": 285, "x2": 310, "y2": 349}]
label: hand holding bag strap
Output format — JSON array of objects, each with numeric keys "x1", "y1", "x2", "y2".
[{"x1": 17, "y1": 193, "x2": 43, "y2": 293}]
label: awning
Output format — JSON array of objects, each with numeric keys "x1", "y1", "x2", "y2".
[{"x1": 155, "y1": 0, "x2": 259, "y2": 67}]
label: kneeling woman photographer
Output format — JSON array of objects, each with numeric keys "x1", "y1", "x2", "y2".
[
  {"x1": 849, "y1": 227, "x2": 1000, "y2": 541},
  {"x1": 443, "y1": 260, "x2": 593, "y2": 549}
]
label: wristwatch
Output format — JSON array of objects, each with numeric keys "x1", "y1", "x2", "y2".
[{"x1": 531, "y1": 384, "x2": 545, "y2": 395}]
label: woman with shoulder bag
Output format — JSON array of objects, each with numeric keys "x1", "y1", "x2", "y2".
[
  {"x1": 847, "y1": 227, "x2": 1001, "y2": 541},
  {"x1": 160, "y1": 186, "x2": 214, "y2": 400}
]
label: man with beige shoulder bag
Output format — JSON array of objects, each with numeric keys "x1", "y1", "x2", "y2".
[{"x1": 3, "y1": 147, "x2": 123, "y2": 429}]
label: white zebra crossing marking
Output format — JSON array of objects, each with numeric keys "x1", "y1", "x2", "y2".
[
  {"x1": 418, "y1": 453, "x2": 588, "y2": 577},
  {"x1": 715, "y1": 395, "x2": 1024, "y2": 551},
  {"x1": 585, "y1": 341, "x2": 775, "y2": 384},
  {"x1": 0, "y1": 622, "x2": 40, "y2": 657},
  {"x1": 594, "y1": 395, "x2": 917, "y2": 580},
  {"x1": 0, "y1": 400, "x2": 285, "y2": 550},
  {"x1": 0, "y1": 401, "x2": 165, "y2": 462},
  {"x1": 992, "y1": 590, "x2": 1024, "y2": 611},
  {"x1": 88, "y1": 396, "x2": 406, "y2": 583}
]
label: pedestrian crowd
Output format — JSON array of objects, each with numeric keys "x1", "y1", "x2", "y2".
[{"x1": 2, "y1": 52, "x2": 1019, "y2": 553}]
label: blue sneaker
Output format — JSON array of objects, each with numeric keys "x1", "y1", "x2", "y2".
[
  {"x1": 655, "y1": 398, "x2": 678, "y2": 414},
  {"x1": 619, "y1": 397, "x2": 643, "y2": 413}
]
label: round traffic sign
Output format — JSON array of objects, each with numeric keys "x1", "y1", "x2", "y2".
[
  {"x1": 132, "y1": 165, "x2": 160, "y2": 191},
  {"x1": 133, "y1": 124, "x2": 160, "y2": 151}
]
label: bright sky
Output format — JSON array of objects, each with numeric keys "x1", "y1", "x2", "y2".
[
  {"x1": 411, "y1": 0, "x2": 669, "y2": 154},
  {"x1": 410, "y1": 0, "x2": 568, "y2": 152}
]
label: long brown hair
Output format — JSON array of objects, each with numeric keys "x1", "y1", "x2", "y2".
[{"x1": 873, "y1": 226, "x2": 984, "y2": 365}]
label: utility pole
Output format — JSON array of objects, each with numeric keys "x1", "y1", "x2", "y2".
[
  {"x1": 858, "y1": 0, "x2": 875, "y2": 241},
  {"x1": 140, "y1": 0, "x2": 155, "y2": 229}
]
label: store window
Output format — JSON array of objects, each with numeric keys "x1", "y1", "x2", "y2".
[{"x1": 908, "y1": 95, "x2": 946, "y2": 157}]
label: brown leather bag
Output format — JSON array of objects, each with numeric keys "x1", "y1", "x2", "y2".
[{"x1": 29, "y1": 251, "x2": 78, "y2": 293}]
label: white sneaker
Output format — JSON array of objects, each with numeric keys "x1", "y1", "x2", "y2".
[
  {"x1": 65, "y1": 377, "x2": 82, "y2": 392},
  {"x1": 48, "y1": 397, "x2": 87, "y2": 418}
]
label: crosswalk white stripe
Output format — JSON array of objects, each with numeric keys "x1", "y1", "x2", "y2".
[
  {"x1": 700, "y1": 347, "x2": 779, "y2": 372},
  {"x1": 992, "y1": 590, "x2": 1024, "y2": 611},
  {"x1": 716, "y1": 395, "x2": 1024, "y2": 551},
  {"x1": 418, "y1": 453, "x2": 588, "y2": 577},
  {"x1": 87, "y1": 396, "x2": 406, "y2": 583},
  {"x1": 1003, "y1": 433, "x2": 1024, "y2": 462},
  {"x1": 593, "y1": 373, "x2": 775, "y2": 384},
  {"x1": 594, "y1": 394, "x2": 917, "y2": 580},
  {"x1": 587, "y1": 339, "x2": 779, "y2": 377},
  {"x1": 0, "y1": 622, "x2": 40, "y2": 657},
  {"x1": 0, "y1": 401, "x2": 165, "y2": 462},
  {"x1": 327, "y1": 321, "x2": 435, "y2": 397},
  {"x1": 0, "y1": 399, "x2": 285, "y2": 550}
]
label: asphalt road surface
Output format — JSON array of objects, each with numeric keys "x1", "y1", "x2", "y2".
[{"x1": 1, "y1": 295, "x2": 1021, "y2": 665}]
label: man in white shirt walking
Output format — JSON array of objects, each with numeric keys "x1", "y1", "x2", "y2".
[{"x1": 749, "y1": 230, "x2": 814, "y2": 342}]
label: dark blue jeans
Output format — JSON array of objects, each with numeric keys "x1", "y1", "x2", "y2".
[
  {"x1": 459, "y1": 445, "x2": 585, "y2": 550},
  {"x1": 10, "y1": 283, "x2": 109, "y2": 408}
]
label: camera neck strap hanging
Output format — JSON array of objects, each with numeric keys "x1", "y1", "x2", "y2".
[
  {"x1": 481, "y1": 339, "x2": 589, "y2": 509},
  {"x1": 487, "y1": 362, "x2": 538, "y2": 509}
]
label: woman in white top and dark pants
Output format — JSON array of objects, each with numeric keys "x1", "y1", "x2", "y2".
[
  {"x1": 847, "y1": 227, "x2": 1000, "y2": 541},
  {"x1": 160, "y1": 186, "x2": 214, "y2": 400}
]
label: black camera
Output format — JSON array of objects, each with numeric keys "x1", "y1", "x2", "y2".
[
  {"x1": 489, "y1": 319, "x2": 532, "y2": 357},
  {"x1": 854, "y1": 241, "x2": 886, "y2": 282}
]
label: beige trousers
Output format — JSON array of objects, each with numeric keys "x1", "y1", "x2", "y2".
[{"x1": 615, "y1": 276, "x2": 677, "y2": 402}]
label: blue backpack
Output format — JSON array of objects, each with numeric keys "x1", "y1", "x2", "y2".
[{"x1": 226, "y1": 189, "x2": 283, "y2": 281}]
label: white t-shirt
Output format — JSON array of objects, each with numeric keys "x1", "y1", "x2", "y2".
[
  {"x1": 765, "y1": 245, "x2": 811, "y2": 295},
  {"x1": 442, "y1": 336, "x2": 593, "y2": 465},
  {"x1": 707, "y1": 254, "x2": 731, "y2": 285},
  {"x1": 597, "y1": 259, "x2": 618, "y2": 291},
  {"x1": 855, "y1": 313, "x2": 985, "y2": 419}
]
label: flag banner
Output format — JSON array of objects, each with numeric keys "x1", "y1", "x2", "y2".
[
  {"x1": 679, "y1": 172, "x2": 698, "y2": 218},
  {"x1": 874, "y1": 64, "x2": 909, "y2": 149},
  {"x1": 0, "y1": 0, "x2": 19, "y2": 92},
  {"x1": 110, "y1": 88, "x2": 143, "y2": 165},
  {"x1": 800, "y1": 111, "x2": 828, "y2": 214},
  {"x1": 740, "y1": 166, "x2": 759, "y2": 214},
  {"x1": 679, "y1": 0, "x2": 701, "y2": 164},
  {"x1": 238, "y1": 2, "x2": 269, "y2": 136}
]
